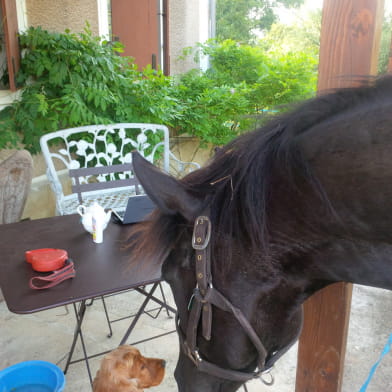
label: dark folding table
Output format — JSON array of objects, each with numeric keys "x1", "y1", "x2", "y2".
[{"x1": 0, "y1": 214, "x2": 176, "y2": 384}]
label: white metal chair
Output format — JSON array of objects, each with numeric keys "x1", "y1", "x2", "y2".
[
  {"x1": 39, "y1": 123, "x2": 199, "y2": 216},
  {"x1": 39, "y1": 123, "x2": 197, "y2": 340}
]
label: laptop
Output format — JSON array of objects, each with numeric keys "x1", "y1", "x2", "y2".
[{"x1": 112, "y1": 195, "x2": 156, "y2": 224}]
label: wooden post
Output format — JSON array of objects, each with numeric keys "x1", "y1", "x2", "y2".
[
  {"x1": 1, "y1": 0, "x2": 20, "y2": 91},
  {"x1": 295, "y1": 1, "x2": 384, "y2": 391}
]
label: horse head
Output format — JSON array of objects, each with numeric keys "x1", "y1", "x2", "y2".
[{"x1": 130, "y1": 151, "x2": 306, "y2": 392}]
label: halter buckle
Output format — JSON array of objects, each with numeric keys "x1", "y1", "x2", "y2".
[{"x1": 192, "y1": 216, "x2": 211, "y2": 250}]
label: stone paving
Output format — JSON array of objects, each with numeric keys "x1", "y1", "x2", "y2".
[{"x1": 1, "y1": 283, "x2": 392, "y2": 391}]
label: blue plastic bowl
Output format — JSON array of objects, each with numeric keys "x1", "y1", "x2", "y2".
[{"x1": 0, "y1": 360, "x2": 65, "y2": 392}]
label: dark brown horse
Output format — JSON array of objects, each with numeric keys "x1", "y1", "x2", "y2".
[{"x1": 129, "y1": 76, "x2": 392, "y2": 392}]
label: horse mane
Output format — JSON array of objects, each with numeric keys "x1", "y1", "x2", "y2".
[{"x1": 129, "y1": 76, "x2": 392, "y2": 266}]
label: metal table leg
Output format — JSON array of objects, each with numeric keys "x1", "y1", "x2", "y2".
[
  {"x1": 120, "y1": 282, "x2": 160, "y2": 345},
  {"x1": 135, "y1": 286, "x2": 176, "y2": 314},
  {"x1": 63, "y1": 300, "x2": 94, "y2": 385}
]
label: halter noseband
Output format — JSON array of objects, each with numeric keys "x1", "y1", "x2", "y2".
[{"x1": 176, "y1": 215, "x2": 274, "y2": 385}]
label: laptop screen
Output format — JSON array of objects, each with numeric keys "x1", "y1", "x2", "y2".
[{"x1": 112, "y1": 195, "x2": 156, "y2": 224}]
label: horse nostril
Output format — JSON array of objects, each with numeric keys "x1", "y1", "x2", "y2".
[{"x1": 161, "y1": 359, "x2": 166, "y2": 368}]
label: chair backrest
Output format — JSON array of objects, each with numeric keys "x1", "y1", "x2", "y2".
[
  {"x1": 39, "y1": 123, "x2": 170, "y2": 215},
  {"x1": 0, "y1": 150, "x2": 33, "y2": 224},
  {"x1": 69, "y1": 163, "x2": 142, "y2": 205}
]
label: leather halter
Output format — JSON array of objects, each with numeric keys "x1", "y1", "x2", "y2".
[{"x1": 176, "y1": 215, "x2": 275, "y2": 384}]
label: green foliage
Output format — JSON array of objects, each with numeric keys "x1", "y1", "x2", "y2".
[
  {"x1": 216, "y1": 0, "x2": 304, "y2": 43},
  {"x1": 200, "y1": 40, "x2": 317, "y2": 106},
  {"x1": 0, "y1": 26, "x2": 317, "y2": 151},
  {"x1": 171, "y1": 69, "x2": 252, "y2": 145},
  {"x1": 170, "y1": 39, "x2": 317, "y2": 145},
  {"x1": 249, "y1": 51, "x2": 318, "y2": 109},
  {"x1": 378, "y1": 14, "x2": 392, "y2": 74},
  {"x1": 203, "y1": 40, "x2": 268, "y2": 84},
  {"x1": 0, "y1": 26, "x2": 177, "y2": 153},
  {"x1": 260, "y1": 9, "x2": 321, "y2": 57}
]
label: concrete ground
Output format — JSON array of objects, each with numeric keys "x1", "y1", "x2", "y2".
[{"x1": 1, "y1": 283, "x2": 392, "y2": 392}]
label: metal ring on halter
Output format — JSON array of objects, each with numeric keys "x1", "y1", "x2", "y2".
[
  {"x1": 190, "y1": 349, "x2": 203, "y2": 365},
  {"x1": 187, "y1": 293, "x2": 195, "y2": 310},
  {"x1": 259, "y1": 367, "x2": 274, "y2": 386}
]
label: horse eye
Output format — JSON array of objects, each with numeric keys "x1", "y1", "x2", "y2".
[{"x1": 141, "y1": 364, "x2": 146, "y2": 370}]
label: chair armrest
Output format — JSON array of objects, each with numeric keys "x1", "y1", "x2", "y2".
[
  {"x1": 169, "y1": 151, "x2": 201, "y2": 178},
  {"x1": 45, "y1": 168, "x2": 68, "y2": 215}
]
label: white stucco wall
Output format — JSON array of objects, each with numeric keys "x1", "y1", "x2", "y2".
[
  {"x1": 25, "y1": 0, "x2": 99, "y2": 35},
  {"x1": 169, "y1": 0, "x2": 213, "y2": 75}
]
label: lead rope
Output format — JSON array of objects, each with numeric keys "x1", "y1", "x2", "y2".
[{"x1": 359, "y1": 333, "x2": 392, "y2": 391}]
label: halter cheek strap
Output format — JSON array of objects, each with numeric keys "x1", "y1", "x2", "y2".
[
  {"x1": 177, "y1": 215, "x2": 273, "y2": 384},
  {"x1": 192, "y1": 215, "x2": 213, "y2": 340}
]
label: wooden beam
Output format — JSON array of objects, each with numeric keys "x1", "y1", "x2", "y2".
[
  {"x1": 1, "y1": 0, "x2": 20, "y2": 91},
  {"x1": 296, "y1": 283, "x2": 353, "y2": 392},
  {"x1": 317, "y1": 0, "x2": 384, "y2": 90},
  {"x1": 295, "y1": 1, "x2": 384, "y2": 391}
]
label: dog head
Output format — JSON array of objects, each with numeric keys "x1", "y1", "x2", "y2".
[{"x1": 93, "y1": 345, "x2": 166, "y2": 391}]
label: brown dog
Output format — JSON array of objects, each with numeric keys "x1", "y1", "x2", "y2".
[{"x1": 93, "y1": 345, "x2": 166, "y2": 392}]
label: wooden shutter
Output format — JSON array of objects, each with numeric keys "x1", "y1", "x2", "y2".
[
  {"x1": 1, "y1": 0, "x2": 20, "y2": 91},
  {"x1": 111, "y1": 0, "x2": 169, "y2": 74}
]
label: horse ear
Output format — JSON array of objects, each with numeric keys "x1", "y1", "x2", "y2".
[{"x1": 132, "y1": 151, "x2": 203, "y2": 222}]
